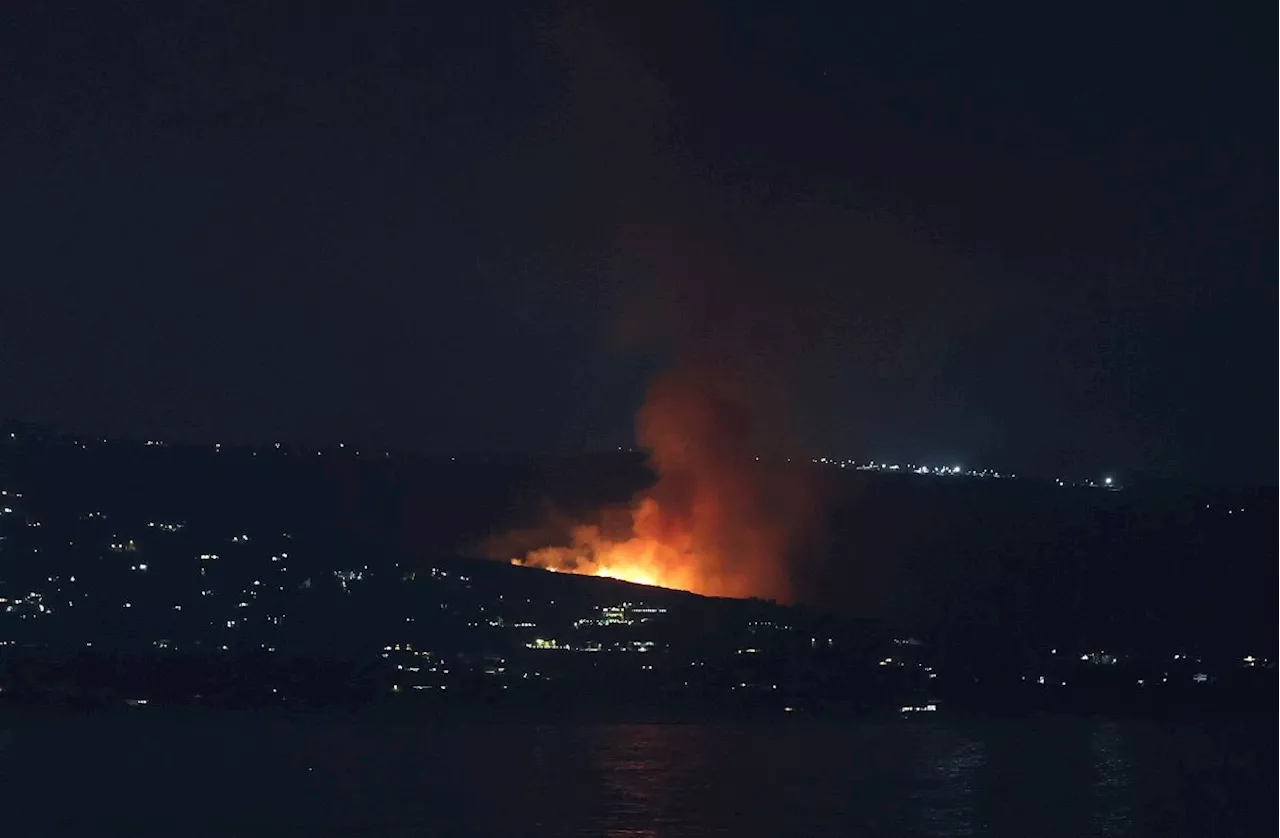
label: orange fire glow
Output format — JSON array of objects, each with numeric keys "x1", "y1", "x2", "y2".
[
  {"x1": 511, "y1": 498, "x2": 744, "y2": 596},
  {"x1": 506, "y1": 364, "x2": 814, "y2": 600}
]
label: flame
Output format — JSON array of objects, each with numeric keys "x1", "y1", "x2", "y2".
[
  {"x1": 506, "y1": 364, "x2": 813, "y2": 600},
  {"x1": 512, "y1": 498, "x2": 727, "y2": 595}
]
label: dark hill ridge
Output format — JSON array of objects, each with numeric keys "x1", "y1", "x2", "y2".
[{"x1": 1, "y1": 427, "x2": 1274, "y2": 674}]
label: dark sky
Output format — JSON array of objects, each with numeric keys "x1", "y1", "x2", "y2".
[{"x1": 1, "y1": 1, "x2": 1273, "y2": 484}]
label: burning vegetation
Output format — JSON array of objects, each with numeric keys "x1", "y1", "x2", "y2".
[{"x1": 507, "y1": 361, "x2": 816, "y2": 600}]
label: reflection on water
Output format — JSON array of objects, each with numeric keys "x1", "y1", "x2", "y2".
[
  {"x1": 594, "y1": 725, "x2": 697, "y2": 838},
  {"x1": 0, "y1": 716, "x2": 1269, "y2": 837},
  {"x1": 912, "y1": 737, "x2": 986, "y2": 836},
  {"x1": 1090, "y1": 721, "x2": 1133, "y2": 836}
]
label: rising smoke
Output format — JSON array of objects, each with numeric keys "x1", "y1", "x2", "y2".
[
  {"x1": 492, "y1": 224, "x2": 825, "y2": 601},
  {"x1": 483, "y1": 11, "x2": 826, "y2": 599}
]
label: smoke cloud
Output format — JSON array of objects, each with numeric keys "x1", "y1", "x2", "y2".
[
  {"x1": 493, "y1": 221, "x2": 825, "y2": 600},
  {"x1": 484, "y1": 11, "x2": 826, "y2": 600}
]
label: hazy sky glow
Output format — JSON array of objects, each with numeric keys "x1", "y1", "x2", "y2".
[{"x1": 0, "y1": 2, "x2": 1272, "y2": 484}]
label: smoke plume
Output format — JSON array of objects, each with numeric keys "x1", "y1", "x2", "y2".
[
  {"x1": 486, "y1": 12, "x2": 824, "y2": 600},
  {"x1": 495, "y1": 220, "x2": 823, "y2": 601}
]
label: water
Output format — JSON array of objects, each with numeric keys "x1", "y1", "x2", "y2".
[{"x1": 0, "y1": 715, "x2": 1270, "y2": 836}]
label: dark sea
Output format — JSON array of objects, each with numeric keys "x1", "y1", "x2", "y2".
[{"x1": 0, "y1": 714, "x2": 1271, "y2": 836}]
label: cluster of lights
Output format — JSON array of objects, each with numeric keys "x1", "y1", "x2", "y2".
[
  {"x1": 2, "y1": 591, "x2": 49, "y2": 617},
  {"x1": 572, "y1": 602, "x2": 667, "y2": 629},
  {"x1": 900, "y1": 703, "x2": 938, "y2": 713},
  {"x1": 808, "y1": 459, "x2": 1017, "y2": 479},
  {"x1": 1055, "y1": 476, "x2": 1118, "y2": 489}
]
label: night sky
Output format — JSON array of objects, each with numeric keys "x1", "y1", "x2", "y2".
[{"x1": 1, "y1": 2, "x2": 1272, "y2": 484}]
